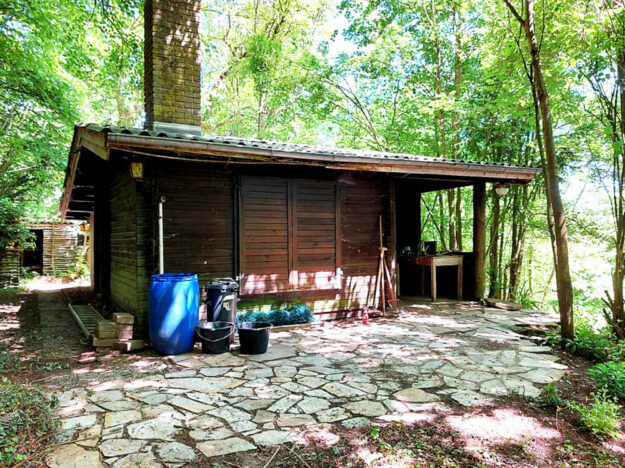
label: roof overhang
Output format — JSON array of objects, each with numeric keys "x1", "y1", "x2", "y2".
[{"x1": 60, "y1": 124, "x2": 541, "y2": 219}]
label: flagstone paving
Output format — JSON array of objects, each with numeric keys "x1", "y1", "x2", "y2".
[{"x1": 47, "y1": 302, "x2": 565, "y2": 466}]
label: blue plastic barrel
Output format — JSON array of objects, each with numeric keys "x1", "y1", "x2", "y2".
[{"x1": 149, "y1": 273, "x2": 200, "y2": 355}]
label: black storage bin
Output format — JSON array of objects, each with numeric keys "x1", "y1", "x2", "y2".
[{"x1": 205, "y1": 278, "x2": 239, "y2": 342}]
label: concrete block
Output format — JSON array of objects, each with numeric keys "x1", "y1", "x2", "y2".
[
  {"x1": 114, "y1": 340, "x2": 146, "y2": 352},
  {"x1": 92, "y1": 337, "x2": 122, "y2": 347},
  {"x1": 97, "y1": 321, "x2": 117, "y2": 334},
  {"x1": 112, "y1": 313, "x2": 134, "y2": 325},
  {"x1": 116, "y1": 325, "x2": 133, "y2": 341}
]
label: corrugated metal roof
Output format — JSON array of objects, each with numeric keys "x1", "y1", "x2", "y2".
[{"x1": 79, "y1": 123, "x2": 538, "y2": 171}]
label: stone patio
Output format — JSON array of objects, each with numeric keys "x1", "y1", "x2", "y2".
[{"x1": 47, "y1": 301, "x2": 566, "y2": 467}]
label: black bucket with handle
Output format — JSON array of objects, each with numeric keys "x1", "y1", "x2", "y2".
[
  {"x1": 237, "y1": 321, "x2": 272, "y2": 355},
  {"x1": 195, "y1": 321, "x2": 234, "y2": 354}
]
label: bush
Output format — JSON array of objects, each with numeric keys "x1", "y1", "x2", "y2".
[
  {"x1": 588, "y1": 361, "x2": 625, "y2": 399},
  {"x1": 540, "y1": 382, "x2": 562, "y2": 407},
  {"x1": 236, "y1": 305, "x2": 313, "y2": 326},
  {"x1": 563, "y1": 320, "x2": 615, "y2": 361},
  {"x1": 568, "y1": 390, "x2": 622, "y2": 439},
  {"x1": 0, "y1": 378, "x2": 59, "y2": 465}
]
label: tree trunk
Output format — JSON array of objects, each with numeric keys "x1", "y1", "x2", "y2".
[{"x1": 523, "y1": 0, "x2": 574, "y2": 338}]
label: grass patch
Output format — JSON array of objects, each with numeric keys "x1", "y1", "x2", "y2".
[{"x1": 0, "y1": 378, "x2": 59, "y2": 465}]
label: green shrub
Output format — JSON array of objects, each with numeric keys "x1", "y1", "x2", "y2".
[
  {"x1": 0, "y1": 378, "x2": 59, "y2": 465},
  {"x1": 588, "y1": 361, "x2": 625, "y2": 399},
  {"x1": 563, "y1": 320, "x2": 615, "y2": 361},
  {"x1": 541, "y1": 382, "x2": 562, "y2": 407},
  {"x1": 568, "y1": 390, "x2": 622, "y2": 439},
  {"x1": 236, "y1": 305, "x2": 313, "y2": 326}
]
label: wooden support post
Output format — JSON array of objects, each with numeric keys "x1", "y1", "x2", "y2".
[{"x1": 473, "y1": 181, "x2": 486, "y2": 300}]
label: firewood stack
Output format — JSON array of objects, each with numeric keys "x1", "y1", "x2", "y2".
[{"x1": 92, "y1": 313, "x2": 145, "y2": 351}]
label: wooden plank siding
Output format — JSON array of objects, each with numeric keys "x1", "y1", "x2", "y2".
[
  {"x1": 109, "y1": 166, "x2": 139, "y2": 316},
  {"x1": 106, "y1": 158, "x2": 393, "y2": 327},
  {"x1": 157, "y1": 163, "x2": 234, "y2": 283},
  {"x1": 27, "y1": 223, "x2": 81, "y2": 276},
  {"x1": 0, "y1": 248, "x2": 20, "y2": 287}
]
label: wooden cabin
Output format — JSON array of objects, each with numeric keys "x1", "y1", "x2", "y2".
[
  {"x1": 58, "y1": 0, "x2": 540, "y2": 332},
  {"x1": 0, "y1": 223, "x2": 84, "y2": 287},
  {"x1": 60, "y1": 124, "x2": 539, "y2": 331},
  {"x1": 22, "y1": 223, "x2": 84, "y2": 276}
]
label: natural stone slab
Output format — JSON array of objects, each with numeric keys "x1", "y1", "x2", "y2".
[
  {"x1": 297, "y1": 397, "x2": 330, "y2": 414},
  {"x1": 323, "y1": 382, "x2": 364, "y2": 398},
  {"x1": 450, "y1": 390, "x2": 492, "y2": 407},
  {"x1": 111, "y1": 452, "x2": 162, "y2": 468},
  {"x1": 411, "y1": 376, "x2": 443, "y2": 389},
  {"x1": 46, "y1": 444, "x2": 103, "y2": 468},
  {"x1": 99, "y1": 439, "x2": 147, "y2": 458},
  {"x1": 267, "y1": 394, "x2": 302, "y2": 413},
  {"x1": 90, "y1": 390, "x2": 124, "y2": 404},
  {"x1": 393, "y1": 388, "x2": 440, "y2": 403},
  {"x1": 127, "y1": 418, "x2": 178, "y2": 440},
  {"x1": 209, "y1": 406, "x2": 252, "y2": 423},
  {"x1": 98, "y1": 399, "x2": 140, "y2": 412},
  {"x1": 188, "y1": 414, "x2": 224, "y2": 430},
  {"x1": 343, "y1": 400, "x2": 387, "y2": 417},
  {"x1": 197, "y1": 437, "x2": 256, "y2": 458},
  {"x1": 190, "y1": 426, "x2": 234, "y2": 441},
  {"x1": 252, "y1": 430, "x2": 291, "y2": 447},
  {"x1": 317, "y1": 407, "x2": 350, "y2": 422},
  {"x1": 104, "y1": 410, "x2": 141, "y2": 428},
  {"x1": 480, "y1": 379, "x2": 508, "y2": 396},
  {"x1": 169, "y1": 395, "x2": 213, "y2": 413},
  {"x1": 518, "y1": 368, "x2": 565, "y2": 384},
  {"x1": 62, "y1": 414, "x2": 97, "y2": 431},
  {"x1": 156, "y1": 442, "x2": 196, "y2": 464},
  {"x1": 276, "y1": 414, "x2": 315, "y2": 426},
  {"x1": 199, "y1": 367, "x2": 231, "y2": 377},
  {"x1": 245, "y1": 344, "x2": 297, "y2": 362},
  {"x1": 164, "y1": 369, "x2": 196, "y2": 379},
  {"x1": 166, "y1": 377, "x2": 244, "y2": 393},
  {"x1": 236, "y1": 399, "x2": 275, "y2": 411}
]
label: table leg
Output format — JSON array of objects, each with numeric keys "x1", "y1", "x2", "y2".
[
  {"x1": 420, "y1": 265, "x2": 425, "y2": 296},
  {"x1": 457, "y1": 263, "x2": 463, "y2": 300},
  {"x1": 431, "y1": 265, "x2": 437, "y2": 302}
]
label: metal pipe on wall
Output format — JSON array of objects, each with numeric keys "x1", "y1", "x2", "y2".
[{"x1": 158, "y1": 196, "x2": 166, "y2": 274}]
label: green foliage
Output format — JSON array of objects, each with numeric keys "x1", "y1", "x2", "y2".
[
  {"x1": 0, "y1": 378, "x2": 59, "y2": 465},
  {"x1": 563, "y1": 319, "x2": 615, "y2": 361},
  {"x1": 0, "y1": 352, "x2": 21, "y2": 373},
  {"x1": 588, "y1": 361, "x2": 625, "y2": 399},
  {"x1": 540, "y1": 383, "x2": 563, "y2": 407},
  {"x1": 0, "y1": 0, "x2": 142, "y2": 245},
  {"x1": 568, "y1": 391, "x2": 622, "y2": 439},
  {"x1": 236, "y1": 305, "x2": 313, "y2": 326}
]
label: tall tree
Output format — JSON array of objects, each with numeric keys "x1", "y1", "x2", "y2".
[{"x1": 502, "y1": 0, "x2": 575, "y2": 338}]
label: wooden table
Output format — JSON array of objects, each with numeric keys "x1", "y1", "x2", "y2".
[{"x1": 403, "y1": 255, "x2": 463, "y2": 301}]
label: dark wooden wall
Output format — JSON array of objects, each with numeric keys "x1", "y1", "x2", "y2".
[
  {"x1": 102, "y1": 157, "x2": 397, "y2": 325},
  {"x1": 157, "y1": 163, "x2": 234, "y2": 282}
]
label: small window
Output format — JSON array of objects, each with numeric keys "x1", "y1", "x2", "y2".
[{"x1": 77, "y1": 233, "x2": 86, "y2": 247}]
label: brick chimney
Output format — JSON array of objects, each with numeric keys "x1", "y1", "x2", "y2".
[{"x1": 144, "y1": 0, "x2": 202, "y2": 135}]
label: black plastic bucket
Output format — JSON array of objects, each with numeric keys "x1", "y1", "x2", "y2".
[
  {"x1": 195, "y1": 321, "x2": 234, "y2": 354},
  {"x1": 237, "y1": 321, "x2": 272, "y2": 355}
]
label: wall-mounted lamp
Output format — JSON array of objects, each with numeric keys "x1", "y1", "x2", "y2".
[
  {"x1": 79, "y1": 222, "x2": 88, "y2": 232},
  {"x1": 494, "y1": 183, "x2": 509, "y2": 197},
  {"x1": 129, "y1": 161, "x2": 144, "y2": 179}
]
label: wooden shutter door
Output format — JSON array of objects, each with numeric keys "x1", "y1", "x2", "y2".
[
  {"x1": 239, "y1": 176, "x2": 290, "y2": 294},
  {"x1": 292, "y1": 180, "x2": 339, "y2": 289}
]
